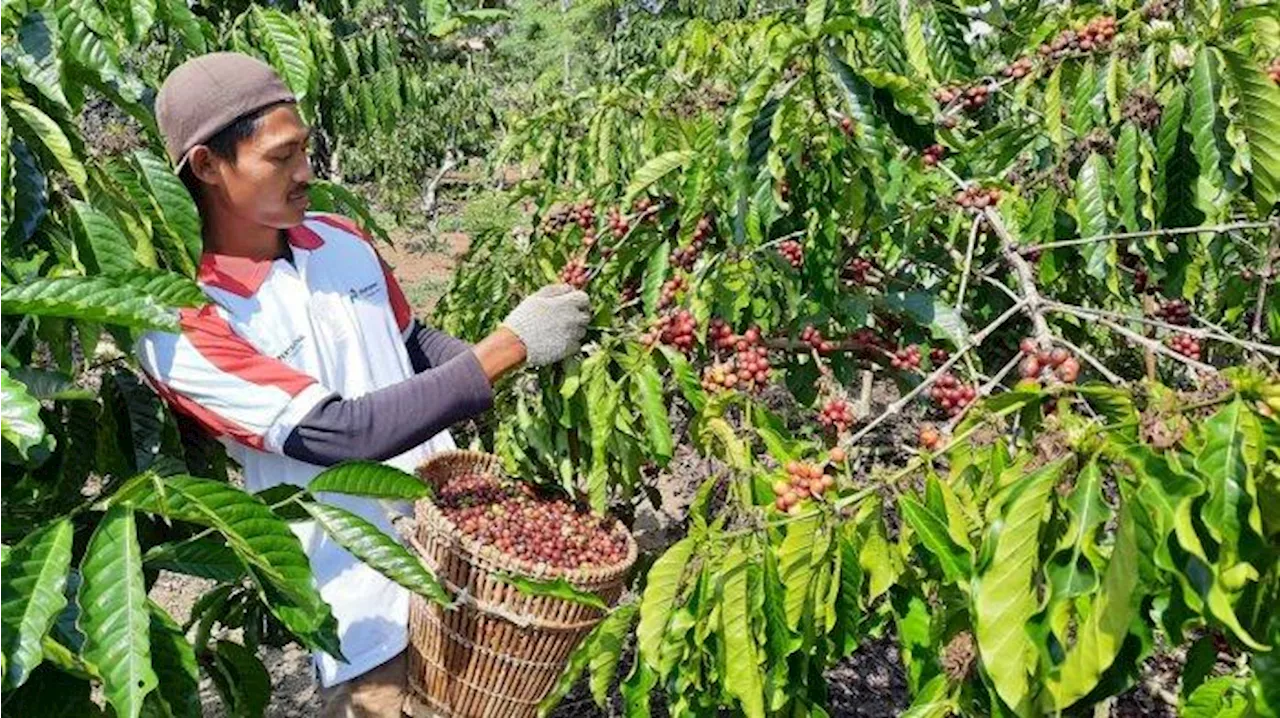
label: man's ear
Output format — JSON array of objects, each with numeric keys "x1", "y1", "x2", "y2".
[{"x1": 187, "y1": 146, "x2": 222, "y2": 187}]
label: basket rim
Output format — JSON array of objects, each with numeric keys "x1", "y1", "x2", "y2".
[{"x1": 414, "y1": 449, "x2": 639, "y2": 586}]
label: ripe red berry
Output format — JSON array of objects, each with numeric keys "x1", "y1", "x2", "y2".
[{"x1": 919, "y1": 424, "x2": 941, "y2": 450}]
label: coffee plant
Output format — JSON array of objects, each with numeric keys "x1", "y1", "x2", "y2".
[{"x1": 435, "y1": 0, "x2": 1280, "y2": 715}]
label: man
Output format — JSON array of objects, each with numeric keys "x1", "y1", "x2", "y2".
[{"x1": 139, "y1": 52, "x2": 590, "y2": 717}]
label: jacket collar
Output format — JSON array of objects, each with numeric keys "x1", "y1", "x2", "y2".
[{"x1": 197, "y1": 223, "x2": 325, "y2": 298}]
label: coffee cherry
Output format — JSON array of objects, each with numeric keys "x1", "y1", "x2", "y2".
[
  {"x1": 829, "y1": 446, "x2": 847, "y2": 463},
  {"x1": 606, "y1": 207, "x2": 629, "y2": 238},
  {"x1": 922, "y1": 144, "x2": 946, "y2": 167},
  {"x1": 1166, "y1": 332, "x2": 1203, "y2": 361},
  {"x1": 890, "y1": 344, "x2": 923, "y2": 371},
  {"x1": 657, "y1": 275, "x2": 688, "y2": 309},
  {"x1": 1001, "y1": 57, "x2": 1034, "y2": 79},
  {"x1": 843, "y1": 257, "x2": 877, "y2": 286},
  {"x1": 929, "y1": 347, "x2": 949, "y2": 365},
  {"x1": 928, "y1": 373, "x2": 976, "y2": 417},
  {"x1": 440, "y1": 473, "x2": 628, "y2": 572},
  {"x1": 778, "y1": 240, "x2": 804, "y2": 269},
  {"x1": 1270, "y1": 58, "x2": 1280, "y2": 85},
  {"x1": 800, "y1": 324, "x2": 835, "y2": 354},
  {"x1": 818, "y1": 398, "x2": 856, "y2": 433},
  {"x1": 1155, "y1": 298, "x2": 1192, "y2": 325},
  {"x1": 839, "y1": 116, "x2": 855, "y2": 136},
  {"x1": 777, "y1": 461, "x2": 832, "y2": 509},
  {"x1": 954, "y1": 185, "x2": 1002, "y2": 212},
  {"x1": 919, "y1": 424, "x2": 941, "y2": 450},
  {"x1": 559, "y1": 256, "x2": 589, "y2": 289},
  {"x1": 655, "y1": 309, "x2": 697, "y2": 353}
]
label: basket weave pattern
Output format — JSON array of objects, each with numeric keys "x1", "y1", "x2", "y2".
[{"x1": 407, "y1": 450, "x2": 636, "y2": 718}]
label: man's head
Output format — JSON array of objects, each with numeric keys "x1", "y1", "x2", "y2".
[{"x1": 157, "y1": 52, "x2": 314, "y2": 229}]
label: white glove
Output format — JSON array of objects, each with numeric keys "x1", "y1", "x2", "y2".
[{"x1": 501, "y1": 284, "x2": 591, "y2": 366}]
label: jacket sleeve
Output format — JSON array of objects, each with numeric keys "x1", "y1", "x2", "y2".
[{"x1": 404, "y1": 319, "x2": 472, "y2": 373}]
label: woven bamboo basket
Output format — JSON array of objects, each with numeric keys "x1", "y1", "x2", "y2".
[{"x1": 405, "y1": 450, "x2": 637, "y2": 718}]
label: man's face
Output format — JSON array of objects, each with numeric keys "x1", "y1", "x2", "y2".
[{"x1": 197, "y1": 104, "x2": 314, "y2": 228}]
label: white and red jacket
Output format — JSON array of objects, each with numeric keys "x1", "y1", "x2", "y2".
[{"x1": 137, "y1": 212, "x2": 493, "y2": 685}]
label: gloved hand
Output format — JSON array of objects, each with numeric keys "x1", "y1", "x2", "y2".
[{"x1": 501, "y1": 284, "x2": 591, "y2": 366}]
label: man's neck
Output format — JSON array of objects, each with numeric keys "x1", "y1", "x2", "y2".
[{"x1": 200, "y1": 203, "x2": 288, "y2": 261}]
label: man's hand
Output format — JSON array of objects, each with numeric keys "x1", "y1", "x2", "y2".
[{"x1": 500, "y1": 284, "x2": 591, "y2": 366}]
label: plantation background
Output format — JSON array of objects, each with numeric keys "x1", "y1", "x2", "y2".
[{"x1": 3, "y1": 0, "x2": 1280, "y2": 715}]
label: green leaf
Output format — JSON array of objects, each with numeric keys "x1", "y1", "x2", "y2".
[
  {"x1": 1222, "y1": 49, "x2": 1280, "y2": 209},
  {"x1": 67, "y1": 200, "x2": 137, "y2": 276},
  {"x1": 1, "y1": 369, "x2": 47, "y2": 458},
  {"x1": 826, "y1": 51, "x2": 886, "y2": 164},
  {"x1": 302, "y1": 502, "x2": 450, "y2": 606},
  {"x1": 1195, "y1": 399, "x2": 1251, "y2": 557},
  {"x1": 730, "y1": 66, "x2": 781, "y2": 165},
  {"x1": 1074, "y1": 153, "x2": 1113, "y2": 283},
  {"x1": 879, "y1": 290, "x2": 969, "y2": 346},
  {"x1": 1155, "y1": 85, "x2": 1203, "y2": 229},
  {"x1": 974, "y1": 458, "x2": 1067, "y2": 714},
  {"x1": 157, "y1": 0, "x2": 207, "y2": 54},
  {"x1": 491, "y1": 573, "x2": 606, "y2": 611},
  {"x1": 110, "y1": 269, "x2": 206, "y2": 308},
  {"x1": 14, "y1": 9, "x2": 68, "y2": 110},
  {"x1": 78, "y1": 507, "x2": 158, "y2": 718},
  {"x1": 624, "y1": 151, "x2": 695, "y2": 205},
  {"x1": 5, "y1": 137, "x2": 48, "y2": 245},
  {"x1": 250, "y1": 7, "x2": 314, "y2": 102},
  {"x1": 130, "y1": 150, "x2": 201, "y2": 274},
  {"x1": 111, "y1": 475, "x2": 342, "y2": 659},
  {"x1": 720, "y1": 546, "x2": 765, "y2": 718},
  {"x1": 903, "y1": 10, "x2": 934, "y2": 83},
  {"x1": 146, "y1": 601, "x2": 201, "y2": 718},
  {"x1": 307, "y1": 181, "x2": 391, "y2": 245},
  {"x1": 631, "y1": 362, "x2": 673, "y2": 464},
  {"x1": 1046, "y1": 459, "x2": 1109, "y2": 599},
  {"x1": 898, "y1": 495, "x2": 970, "y2": 585},
  {"x1": 778, "y1": 515, "x2": 820, "y2": 629},
  {"x1": 6, "y1": 99, "x2": 86, "y2": 193},
  {"x1": 143, "y1": 538, "x2": 245, "y2": 582},
  {"x1": 657, "y1": 345, "x2": 704, "y2": 413},
  {"x1": 1045, "y1": 503, "x2": 1141, "y2": 711},
  {"x1": 923, "y1": 1, "x2": 973, "y2": 80},
  {"x1": 0, "y1": 518, "x2": 73, "y2": 690},
  {"x1": 640, "y1": 240, "x2": 669, "y2": 316},
  {"x1": 1188, "y1": 48, "x2": 1230, "y2": 221},
  {"x1": 1115, "y1": 123, "x2": 1142, "y2": 232},
  {"x1": 636, "y1": 536, "x2": 694, "y2": 673},
  {"x1": 804, "y1": 0, "x2": 826, "y2": 33},
  {"x1": 1, "y1": 275, "x2": 179, "y2": 331},
  {"x1": 208, "y1": 640, "x2": 269, "y2": 718},
  {"x1": 587, "y1": 602, "x2": 637, "y2": 706},
  {"x1": 5, "y1": 367, "x2": 92, "y2": 401},
  {"x1": 307, "y1": 461, "x2": 431, "y2": 500},
  {"x1": 1045, "y1": 65, "x2": 1065, "y2": 151},
  {"x1": 4, "y1": 663, "x2": 98, "y2": 717}
]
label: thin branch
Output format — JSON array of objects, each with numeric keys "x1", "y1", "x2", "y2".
[
  {"x1": 1054, "y1": 335, "x2": 1125, "y2": 384},
  {"x1": 984, "y1": 207, "x2": 1053, "y2": 342},
  {"x1": 1049, "y1": 305, "x2": 1217, "y2": 373},
  {"x1": 1019, "y1": 219, "x2": 1277, "y2": 255},
  {"x1": 1253, "y1": 227, "x2": 1277, "y2": 340},
  {"x1": 845, "y1": 298, "x2": 1029, "y2": 447},
  {"x1": 1042, "y1": 301, "x2": 1280, "y2": 357},
  {"x1": 421, "y1": 147, "x2": 458, "y2": 218},
  {"x1": 5, "y1": 315, "x2": 33, "y2": 354},
  {"x1": 981, "y1": 275, "x2": 1022, "y2": 303},
  {"x1": 954, "y1": 214, "x2": 983, "y2": 312}
]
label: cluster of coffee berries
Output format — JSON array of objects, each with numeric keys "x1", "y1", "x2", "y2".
[
  {"x1": 633, "y1": 196, "x2": 654, "y2": 214},
  {"x1": 772, "y1": 461, "x2": 835, "y2": 514},
  {"x1": 1121, "y1": 90, "x2": 1162, "y2": 129},
  {"x1": 1018, "y1": 338, "x2": 1081, "y2": 383},
  {"x1": 954, "y1": 185, "x2": 1002, "y2": 210},
  {"x1": 651, "y1": 309, "x2": 697, "y2": 352},
  {"x1": 929, "y1": 373, "x2": 976, "y2": 417},
  {"x1": 439, "y1": 473, "x2": 629, "y2": 571},
  {"x1": 708, "y1": 318, "x2": 737, "y2": 350},
  {"x1": 559, "y1": 256, "x2": 589, "y2": 289},
  {"x1": 935, "y1": 84, "x2": 991, "y2": 112},
  {"x1": 539, "y1": 199, "x2": 597, "y2": 235},
  {"x1": 922, "y1": 144, "x2": 947, "y2": 167},
  {"x1": 851, "y1": 327, "x2": 892, "y2": 353},
  {"x1": 918, "y1": 423, "x2": 942, "y2": 450},
  {"x1": 930, "y1": 347, "x2": 949, "y2": 365},
  {"x1": 580, "y1": 228, "x2": 598, "y2": 249},
  {"x1": 839, "y1": 115, "x2": 855, "y2": 136},
  {"x1": 606, "y1": 207, "x2": 629, "y2": 238},
  {"x1": 1002, "y1": 57, "x2": 1034, "y2": 79},
  {"x1": 620, "y1": 282, "x2": 639, "y2": 304},
  {"x1": 890, "y1": 344, "x2": 923, "y2": 371},
  {"x1": 818, "y1": 398, "x2": 856, "y2": 433},
  {"x1": 1156, "y1": 298, "x2": 1192, "y2": 325},
  {"x1": 1270, "y1": 58, "x2": 1280, "y2": 85},
  {"x1": 778, "y1": 240, "x2": 804, "y2": 269},
  {"x1": 843, "y1": 257, "x2": 877, "y2": 286},
  {"x1": 733, "y1": 346, "x2": 773, "y2": 391},
  {"x1": 657, "y1": 275, "x2": 688, "y2": 309},
  {"x1": 1167, "y1": 332, "x2": 1203, "y2": 360},
  {"x1": 1141, "y1": 0, "x2": 1171, "y2": 20},
  {"x1": 701, "y1": 361, "x2": 740, "y2": 392},
  {"x1": 1039, "y1": 16, "x2": 1117, "y2": 59},
  {"x1": 800, "y1": 324, "x2": 836, "y2": 354}
]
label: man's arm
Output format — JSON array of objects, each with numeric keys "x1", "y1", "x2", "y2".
[
  {"x1": 404, "y1": 319, "x2": 471, "y2": 373},
  {"x1": 138, "y1": 307, "x2": 525, "y2": 466}
]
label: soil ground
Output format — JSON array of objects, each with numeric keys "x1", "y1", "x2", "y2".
[{"x1": 148, "y1": 220, "x2": 1189, "y2": 718}]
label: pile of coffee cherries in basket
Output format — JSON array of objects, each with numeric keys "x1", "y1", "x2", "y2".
[{"x1": 437, "y1": 473, "x2": 629, "y2": 572}]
